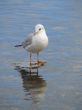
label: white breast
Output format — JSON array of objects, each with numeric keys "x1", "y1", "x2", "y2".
[{"x1": 27, "y1": 31, "x2": 48, "y2": 53}]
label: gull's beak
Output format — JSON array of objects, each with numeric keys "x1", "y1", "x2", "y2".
[{"x1": 34, "y1": 31, "x2": 39, "y2": 35}]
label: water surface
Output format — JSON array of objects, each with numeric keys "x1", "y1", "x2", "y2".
[{"x1": 0, "y1": 0, "x2": 82, "y2": 110}]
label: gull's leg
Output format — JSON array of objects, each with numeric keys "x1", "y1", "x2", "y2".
[
  {"x1": 30, "y1": 52, "x2": 32, "y2": 66},
  {"x1": 36, "y1": 52, "x2": 39, "y2": 67},
  {"x1": 37, "y1": 52, "x2": 42, "y2": 65},
  {"x1": 37, "y1": 53, "x2": 43, "y2": 64},
  {"x1": 37, "y1": 53, "x2": 39, "y2": 75},
  {"x1": 36, "y1": 53, "x2": 46, "y2": 66},
  {"x1": 29, "y1": 52, "x2": 32, "y2": 73}
]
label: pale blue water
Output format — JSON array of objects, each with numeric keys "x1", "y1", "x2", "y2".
[{"x1": 0, "y1": 0, "x2": 82, "y2": 110}]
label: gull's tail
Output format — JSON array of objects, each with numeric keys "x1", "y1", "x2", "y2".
[{"x1": 14, "y1": 44, "x2": 22, "y2": 47}]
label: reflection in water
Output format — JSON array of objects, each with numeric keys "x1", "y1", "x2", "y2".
[{"x1": 15, "y1": 66, "x2": 47, "y2": 104}]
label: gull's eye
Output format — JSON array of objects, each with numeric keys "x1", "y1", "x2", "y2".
[{"x1": 39, "y1": 28, "x2": 41, "y2": 31}]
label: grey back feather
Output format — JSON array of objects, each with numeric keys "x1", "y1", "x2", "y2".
[{"x1": 22, "y1": 33, "x2": 34, "y2": 48}]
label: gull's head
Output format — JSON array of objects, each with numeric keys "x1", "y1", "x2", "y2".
[{"x1": 35, "y1": 24, "x2": 45, "y2": 33}]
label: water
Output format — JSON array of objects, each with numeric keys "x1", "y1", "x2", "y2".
[{"x1": 0, "y1": 0, "x2": 82, "y2": 110}]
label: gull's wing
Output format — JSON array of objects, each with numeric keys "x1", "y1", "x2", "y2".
[{"x1": 22, "y1": 33, "x2": 34, "y2": 48}]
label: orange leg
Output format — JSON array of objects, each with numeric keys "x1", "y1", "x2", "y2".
[
  {"x1": 37, "y1": 53, "x2": 39, "y2": 67},
  {"x1": 36, "y1": 53, "x2": 45, "y2": 66}
]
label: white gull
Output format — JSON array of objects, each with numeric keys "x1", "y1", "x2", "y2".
[{"x1": 15, "y1": 24, "x2": 48, "y2": 66}]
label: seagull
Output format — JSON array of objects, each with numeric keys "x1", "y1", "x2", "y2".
[{"x1": 15, "y1": 24, "x2": 48, "y2": 66}]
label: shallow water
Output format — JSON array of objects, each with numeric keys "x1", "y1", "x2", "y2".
[{"x1": 0, "y1": 0, "x2": 82, "y2": 110}]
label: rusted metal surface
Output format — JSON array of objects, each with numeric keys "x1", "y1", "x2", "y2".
[{"x1": 14, "y1": 61, "x2": 47, "y2": 75}]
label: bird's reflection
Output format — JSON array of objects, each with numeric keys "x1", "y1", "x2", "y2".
[{"x1": 15, "y1": 66, "x2": 47, "y2": 104}]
